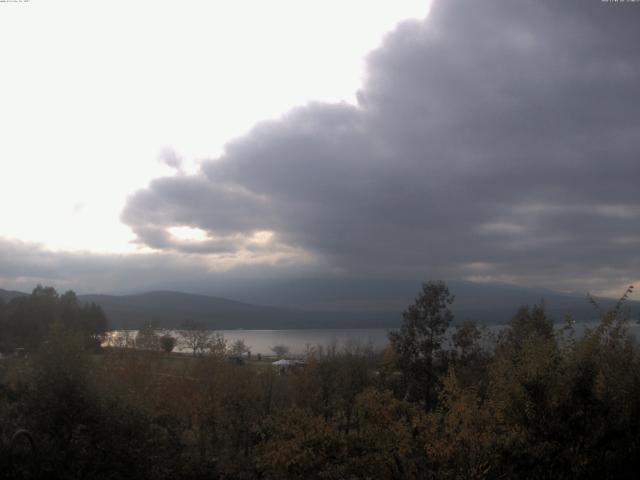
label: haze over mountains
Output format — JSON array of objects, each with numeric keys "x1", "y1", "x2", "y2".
[{"x1": 2, "y1": 282, "x2": 637, "y2": 330}]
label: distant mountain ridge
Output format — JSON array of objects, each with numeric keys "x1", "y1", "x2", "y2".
[
  {"x1": 0, "y1": 288, "x2": 27, "y2": 302},
  {"x1": 78, "y1": 291, "x2": 320, "y2": 329},
  {"x1": 2, "y1": 284, "x2": 638, "y2": 329}
]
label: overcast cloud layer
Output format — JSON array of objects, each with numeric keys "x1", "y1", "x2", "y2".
[
  {"x1": 3, "y1": 0, "x2": 640, "y2": 300},
  {"x1": 118, "y1": 0, "x2": 640, "y2": 295}
]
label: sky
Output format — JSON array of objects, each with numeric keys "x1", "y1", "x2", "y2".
[
  {"x1": 2, "y1": 0, "x2": 640, "y2": 303},
  {"x1": 1, "y1": 0, "x2": 428, "y2": 253}
]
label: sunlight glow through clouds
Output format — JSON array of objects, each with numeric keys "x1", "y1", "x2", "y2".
[
  {"x1": 168, "y1": 226, "x2": 210, "y2": 243},
  {"x1": 0, "y1": 0, "x2": 431, "y2": 254}
]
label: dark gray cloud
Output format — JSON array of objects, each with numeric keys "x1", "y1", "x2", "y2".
[{"x1": 120, "y1": 0, "x2": 640, "y2": 293}]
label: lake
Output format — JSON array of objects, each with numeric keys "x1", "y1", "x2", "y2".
[
  {"x1": 105, "y1": 321, "x2": 640, "y2": 356},
  {"x1": 105, "y1": 328, "x2": 393, "y2": 356}
]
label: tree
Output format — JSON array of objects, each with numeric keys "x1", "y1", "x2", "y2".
[
  {"x1": 7, "y1": 285, "x2": 60, "y2": 348},
  {"x1": 389, "y1": 280, "x2": 454, "y2": 408},
  {"x1": 423, "y1": 368, "x2": 499, "y2": 478},
  {"x1": 136, "y1": 321, "x2": 160, "y2": 350},
  {"x1": 230, "y1": 339, "x2": 250, "y2": 357},
  {"x1": 271, "y1": 344, "x2": 289, "y2": 358},
  {"x1": 80, "y1": 301, "x2": 109, "y2": 351},
  {"x1": 181, "y1": 320, "x2": 214, "y2": 356},
  {"x1": 160, "y1": 334, "x2": 177, "y2": 353},
  {"x1": 506, "y1": 304, "x2": 554, "y2": 347},
  {"x1": 451, "y1": 320, "x2": 490, "y2": 387},
  {"x1": 452, "y1": 320, "x2": 482, "y2": 357},
  {"x1": 209, "y1": 332, "x2": 228, "y2": 358},
  {"x1": 0, "y1": 286, "x2": 109, "y2": 351}
]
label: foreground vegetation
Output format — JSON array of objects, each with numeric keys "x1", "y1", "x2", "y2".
[{"x1": 1, "y1": 283, "x2": 640, "y2": 479}]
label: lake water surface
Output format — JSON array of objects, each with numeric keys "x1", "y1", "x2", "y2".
[
  {"x1": 106, "y1": 322, "x2": 640, "y2": 356},
  {"x1": 106, "y1": 328, "x2": 392, "y2": 356}
]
